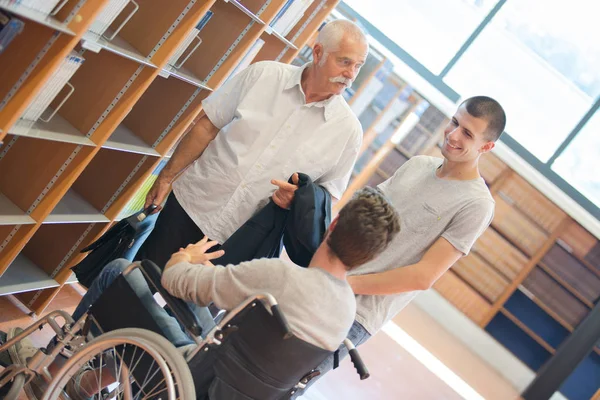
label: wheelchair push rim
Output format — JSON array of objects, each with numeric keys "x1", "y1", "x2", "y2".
[{"x1": 43, "y1": 328, "x2": 195, "y2": 400}]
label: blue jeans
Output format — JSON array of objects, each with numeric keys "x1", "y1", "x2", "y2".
[
  {"x1": 72, "y1": 258, "x2": 215, "y2": 347},
  {"x1": 290, "y1": 320, "x2": 371, "y2": 398}
]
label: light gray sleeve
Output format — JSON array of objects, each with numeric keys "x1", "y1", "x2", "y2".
[
  {"x1": 161, "y1": 259, "x2": 287, "y2": 310},
  {"x1": 442, "y1": 199, "x2": 495, "y2": 256}
]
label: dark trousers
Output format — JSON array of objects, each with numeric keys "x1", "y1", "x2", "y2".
[
  {"x1": 134, "y1": 192, "x2": 208, "y2": 268},
  {"x1": 134, "y1": 192, "x2": 219, "y2": 332}
]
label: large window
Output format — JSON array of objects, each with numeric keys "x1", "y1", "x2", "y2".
[
  {"x1": 340, "y1": 0, "x2": 600, "y2": 218},
  {"x1": 552, "y1": 109, "x2": 600, "y2": 208},
  {"x1": 444, "y1": 0, "x2": 600, "y2": 162},
  {"x1": 344, "y1": 0, "x2": 500, "y2": 74}
]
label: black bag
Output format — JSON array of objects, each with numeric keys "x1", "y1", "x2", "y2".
[{"x1": 71, "y1": 205, "x2": 156, "y2": 288}]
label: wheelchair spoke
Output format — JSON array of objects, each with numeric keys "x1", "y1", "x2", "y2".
[{"x1": 134, "y1": 358, "x2": 158, "y2": 399}]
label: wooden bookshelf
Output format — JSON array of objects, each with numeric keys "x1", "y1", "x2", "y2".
[{"x1": 0, "y1": 0, "x2": 339, "y2": 315}]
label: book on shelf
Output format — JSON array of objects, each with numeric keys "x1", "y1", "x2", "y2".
[
  {"x1": 11, "y1": 0, "x2": 64, "y2": 16},
  {"x1": 271, "y1": 0, "x2": 314, "y2": 36},
  {"x1": 0, "y1": 10, "x2": 24, "y2": 54},
  {"x1": 20, "y1": 51, "x2": 85, "y2": 122},
  {"x1": 88, "y1": 0, "x2": 130, "y2": 37},
  {"x1": 118, "y1": 159, "x2": 168, "y2": 219},
  {"x1": 168, "y1": 10, "x2": 213, "y2": 67}
]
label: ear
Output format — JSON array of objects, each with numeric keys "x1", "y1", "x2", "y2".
[
  {"x1": 313, "y1": 43, "x2": 325, "y2": 65},
  {"x1": 328, "y1": 215, "x2": 339, "y2": 233},
  {"x1": 479, "y1": 140, "x2": 495, "y2": 154}
]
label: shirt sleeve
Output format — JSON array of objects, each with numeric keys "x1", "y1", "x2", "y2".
[
  {"x1": 316, "y1": 123, "x2": 362, "y2": 200},
  {"x1": 161, "y1": 258, "x2": 287, "y2": 310},
  {"x1": 201, "y1": 64, "x2": 259, "y2": 129},
  {"x1": 442, "y1": 199, "x2": 495, "y2": 256}
]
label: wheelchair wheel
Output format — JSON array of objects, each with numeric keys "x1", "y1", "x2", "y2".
[{"x1": 43, "y1": 328, "x2": 195, "y2": 400}]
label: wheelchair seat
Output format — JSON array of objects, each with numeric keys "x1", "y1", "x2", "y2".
[{"x1": 88, "y1": 260, "x2": 368, "y2": 399}]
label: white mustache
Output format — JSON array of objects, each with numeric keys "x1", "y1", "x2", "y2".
[{"x1": 329, "y1": 76, "x2": 352, "y2": 87}]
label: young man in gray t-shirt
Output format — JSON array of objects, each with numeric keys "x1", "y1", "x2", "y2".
[{"x1": 294, "y1": 95, "x2": 506, "y2": 397}]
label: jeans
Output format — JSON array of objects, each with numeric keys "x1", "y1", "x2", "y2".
[
  {"x1": 291, "y1": 320, "x2": 371, "y2": 398},
  {"x1": 72, "y1": 258, "x2": 215, "y2": 347}
]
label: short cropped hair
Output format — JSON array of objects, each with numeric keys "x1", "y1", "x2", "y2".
[
  {"x1": 327, "y1": 187, "x2": 400, "y2": 269},
  {"x1": 316, "y1": 20, "x2": 368, "y2": 53},
  {"x1": 461, "y1": 96, "x2": 506, "y2": 141}
]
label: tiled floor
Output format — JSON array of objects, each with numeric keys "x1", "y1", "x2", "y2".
[{"x1": 1, "y1": 286, "x2": 520, "y2": 400}]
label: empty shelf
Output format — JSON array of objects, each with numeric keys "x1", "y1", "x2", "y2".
[
  {"x1": 65, "y1": 272, "x2": 78, "y2": 284},
  {"x1": 45, "y1": 189, "x2": 110, "y2": 224},
  {"x1": 0, "y1": 2, "x2": 75, "y2": 35},
  {"x1": 81, "y1": 31, "x2": 156, "y2": 68},
  {"x1": 0, "y1": 255, "x2": 59, "y2": 295},
  {"x1": 103, "y1": 124, "x2": 161, "y2": 156},
  {"x1": 160, "y1": 65, "x2": 213, "y2": 91},
  {"x1": 10, "y1": 114, "x2": 96, "y2": 146},
  {"x1": 0, "y1": 193, "x2": 35, "y2": 225},
  {"x1": 227, "y1": 0, "x2": 265, "y2": 25}
]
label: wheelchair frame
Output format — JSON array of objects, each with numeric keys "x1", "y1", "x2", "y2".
[{"x1": 0, "y1": 261, "x2": 369, "y2": 400}]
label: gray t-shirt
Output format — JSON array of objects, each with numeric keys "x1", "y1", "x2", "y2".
[
  {"x1": 351, "y1": 155, "x2": 495, "y2": 334},
  {"x1": 162, "y1": 258, "x2": 356, "y2": 351}
]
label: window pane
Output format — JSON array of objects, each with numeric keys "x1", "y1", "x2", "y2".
[
  {"x1": 445, "y1": 0, "x2": 600, "y2": 162},
  {"x1": 552, "y1": 110, "x2": 600, "y2": 208},
  {"x1": 344, "y1": 0, "x2": 500, "y2": 74}
]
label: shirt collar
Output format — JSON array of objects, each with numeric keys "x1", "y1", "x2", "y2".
[{"x1": 285, "y1": 63, "x2": 345, "y2": 121}]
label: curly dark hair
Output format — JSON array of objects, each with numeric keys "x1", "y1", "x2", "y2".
[{"x1": 327, "y1": 187, "x2": 400, "y2": 269}]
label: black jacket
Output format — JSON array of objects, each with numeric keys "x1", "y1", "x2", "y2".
[{"x1": 213, "y1": 173, "x2": 331, "y2": 267}]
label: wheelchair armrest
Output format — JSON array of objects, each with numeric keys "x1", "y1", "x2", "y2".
[
  {"x1": 139, "y1": 259, "x2": 203, "y2": 337},
  {"x1": 343, "y1": 338, "x2": 370, "y2": 380}
]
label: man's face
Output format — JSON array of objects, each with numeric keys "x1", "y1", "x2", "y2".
[
  {"x1": 313, "y1": 36, "x2": 368, "y2": 96},
  {"x1": 441, "y1": 104, "x2": 494, "y2": 163}
]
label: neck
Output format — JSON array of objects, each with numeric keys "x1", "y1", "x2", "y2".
[
  {"x1": 308, "y1": 243, "x2": 348, "y2": 281},
  {"x1": 301, "y1": 64, "x2": 334, "y2": 104},
  {"x1": 437, "y1": 157, "x2": 481, "y2": 181}
]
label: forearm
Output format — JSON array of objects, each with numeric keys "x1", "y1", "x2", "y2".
[
  {"x1": 161, "y1": 261, "x2": 217, "y2": 306},
  {"x1": 159, "y1": 115, "x2": 219, "y2": 182},
  {"x1": 349, "y1": 264, "x2": 431, "y2": 296}
]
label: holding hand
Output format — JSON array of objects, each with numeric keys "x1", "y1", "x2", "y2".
[
  {"x1": 144, "y1": 177, "x2": 171, "y2": 214},
  {"x1": 271, "y1": 173, "x2": 299, "y2": 210}
]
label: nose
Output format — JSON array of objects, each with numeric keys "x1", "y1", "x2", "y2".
[
  {"x1": 343, "y1": 67, "x2": 355, "y2": 80},
  {"x1": 446, "y1": 127, "x2": 459, "y2": 142}
]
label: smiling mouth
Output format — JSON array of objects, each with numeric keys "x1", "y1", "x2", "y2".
[{"x1": 446, "y1": 142, "x2": 461, "y2": 150}]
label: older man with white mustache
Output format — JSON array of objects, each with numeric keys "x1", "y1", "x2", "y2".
[{"x1": 134, "y1": 20, "x2": 369, "y2": 281}]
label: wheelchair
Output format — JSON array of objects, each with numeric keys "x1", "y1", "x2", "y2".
[{"x1": 0, "y1": 260, "x2": 369, "y2": 399}]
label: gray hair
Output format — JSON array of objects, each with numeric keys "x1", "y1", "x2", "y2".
[{"x1": 316, "y1": 20, "x2": 368, "y2": 66}]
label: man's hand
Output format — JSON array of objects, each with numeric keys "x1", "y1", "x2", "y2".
[
  {"x1": 271, "y1": 173, "x2": 299, "y2": 209},
  {"x1": 144, "y1": 177, "x2": 171, "y2": 214}
]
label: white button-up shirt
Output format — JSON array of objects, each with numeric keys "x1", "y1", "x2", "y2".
[{"x1": 172, "y1": 61, "x2": 362, "y2": 243}]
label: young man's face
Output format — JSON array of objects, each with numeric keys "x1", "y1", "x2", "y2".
[
  {"x1": 313, "y1": 37, "x2": 368, "y2": 96},
  {"x1": 441, "y1": 104, "x2": 495, "y2": 163}
]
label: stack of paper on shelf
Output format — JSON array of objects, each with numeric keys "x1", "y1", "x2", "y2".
[
  {"x1": 21, "y1": 51, "x2": 85, "y2": 122},
  {"x1": 88, "y1": 0, "x2": 130, "y2": 36}
]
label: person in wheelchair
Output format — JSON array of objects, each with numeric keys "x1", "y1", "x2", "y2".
[{"x1": 10, "y1": 187, "x2": 399, "y2": 399}]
